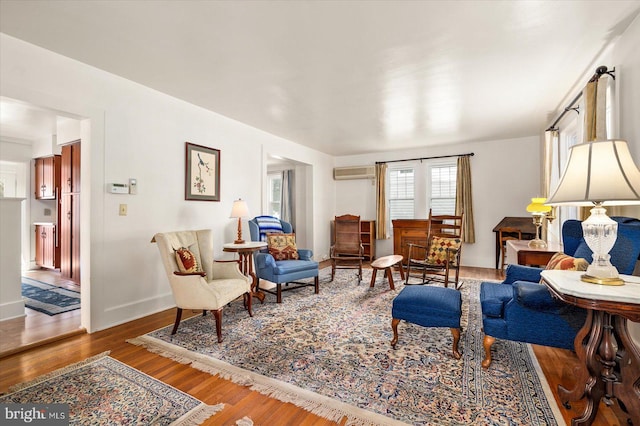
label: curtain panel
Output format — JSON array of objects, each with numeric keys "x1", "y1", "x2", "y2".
[
  {"x1": 455, "y1": 155, "x2": 475, "y2": 243},
  {"x1": 375, "y1": 163, "x2": 388, "y2": 239}
]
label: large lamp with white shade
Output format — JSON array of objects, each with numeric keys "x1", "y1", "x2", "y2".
[{"x1": 546, "y1": 139, "x2": 640, "y2": 285}]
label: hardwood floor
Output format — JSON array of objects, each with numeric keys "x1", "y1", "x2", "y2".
[
  {"x1": 0, "y1": 270, "x2": 83, "y2": 357},
  {"x1": 0, "y1": 265, "x2": 626, "y2": 425}
]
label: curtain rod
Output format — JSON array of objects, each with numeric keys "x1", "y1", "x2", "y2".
[
  {"x1": 375, "y1": 152, "x2": 474, "y2": 165},
  {"x1": 546, "y1": 65, "x2": 615, "y2": 132}
]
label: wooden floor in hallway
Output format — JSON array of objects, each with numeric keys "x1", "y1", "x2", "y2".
[{"x1": 0, "y1": 269, "x2": 83, "y2": 357}]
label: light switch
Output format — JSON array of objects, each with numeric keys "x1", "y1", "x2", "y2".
[{"x1": 119, "y1": 204, "x2": 127, "y2": 216}]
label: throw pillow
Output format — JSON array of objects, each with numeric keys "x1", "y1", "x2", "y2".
[
  {"x1": 545, "y1": 252, "x2": 589, "y2": 271},
  {"x1": 267, "y1": 233, "x2": 299, "y2": 260},
  {"x1": 175, "y1": 247, "x2": 200, "y2": 273},
  {"x1": 426, "y1": 236, "x2": 462, "y2": 266}
]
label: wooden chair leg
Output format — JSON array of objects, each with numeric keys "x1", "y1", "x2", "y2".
[
  {"x1": 171, "y1": 308, "x2": 183, "y2": 335},
  {"x1": 277, "y1": 284, "x2": 282, "y2": 303},
  {"x1": 390, "y1": 318, "x2": 401, "y2": 348},
  {"x1": 314, "y1": 275, "x2": 319, "y2": 294},
  {"x1": 482, "y1": 335, "x2": 496, "y2": 368},
  {"x1": 245, "y1": 292, "x2": 253, "y2": 317},
  {"x1": 450, "y1": 328, "x2": 462, "y2": 359},
  {"x1": 331, "y1": 261, "x2": 336, "y2": 281},
  {"x1": 212, "y1": 308, "x2": 223, "y2": 343}
]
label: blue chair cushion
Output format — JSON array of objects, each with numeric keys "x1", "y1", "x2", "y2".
[
  {"x1": 480, "y1": 282, "x2": 513, "y2": 318},
  {"x1": 392, "y1": 286, "x2": 462, "y2": 329},
  {"x1": 272, "y1": 259, "x2": 318, "y2": 275}
]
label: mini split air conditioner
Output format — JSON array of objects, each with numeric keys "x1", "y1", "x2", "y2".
[{"x1": 333, "y1": 165, "x2": 376, "y2": 180}]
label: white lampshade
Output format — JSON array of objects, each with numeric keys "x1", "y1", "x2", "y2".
[
  {"x1": 546, "y1": 139, "x2": 640, "y2": 285},
  {"x1": 546, "y1": 140, "x2": 640, "y2": 206},
  {"x1": 230, "y1": 199, "x2": 250, "y2": 218}
]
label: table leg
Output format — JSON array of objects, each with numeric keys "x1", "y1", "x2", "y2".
[
  {"x1": 611, "y1": 315, "x2": 640, "y2": 426},
  {"x1": 239, "y1": 252, "x2": 265, "y2": 303},
  {"x1": 559, "y1": 310, "x2": 595, "y2": 405},
  {"x1": 397, "y1": 262, "x2": 405, "y2": 281},
  {"x1": 370, "y1": 268, "x2": 378, "y2": 288},
  {"x1": 385, "y1": 267, "x2": 395, "y2": 290}
]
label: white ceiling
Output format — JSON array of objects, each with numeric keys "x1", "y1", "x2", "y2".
[{"x1": 1, "y1": 0, "x2": 639, "y2": 156}]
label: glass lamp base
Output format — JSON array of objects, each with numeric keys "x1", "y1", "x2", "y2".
[
  {"x1": 581, "y1": 274, "x2": 624, "y2": 286},
  {"x1": 528, "y1": 239, "x2": 547, "y2": 249}
]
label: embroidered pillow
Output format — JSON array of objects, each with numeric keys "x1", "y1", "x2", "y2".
[
  {"x1": 267, "y1": 233, "x2": 299, "y2": 260},
  {"x1": 426, "y1": 236, "x2": 462, "y2": 266},
  {"x1": 545, "y1": 252, "x2": 589, "y2": 271},
  {"x1": 255, "y1": 216, "x2": 284, "y2": 241},
  {"x1": 175, "y1": 247, "x2": 200, "y2": 273}
]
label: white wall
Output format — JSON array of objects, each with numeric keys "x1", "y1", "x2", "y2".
[
  {"x1": 0, "y1": 33, "x2": 335, "y2": 332},
  {"x1": 334, "y1": 136, "x2": 540, "y2": 268}
]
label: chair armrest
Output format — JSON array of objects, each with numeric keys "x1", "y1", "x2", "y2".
[
  {"x1": 174, "y1": 271, "x2": 206, "y2": 277},
  {"x1": 297, "y1": 249, "x2": 313, "y2": 261},
  {"x1": 255, "y1": 252, "x2": 277, "y2": 269},
  {"x1": 514, "y1": 281, "x2": 565, "y2": 312},
  {"x1": 503, "y1": 264, "x2": 543, "y2": 285},
  {"x1": 211, "y1": 260, "x2": 249, "y2": 281}
]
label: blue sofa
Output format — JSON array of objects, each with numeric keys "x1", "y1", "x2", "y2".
[
  {"x1": 480, "y1": 217, "x2": 640, "y2": 368},
  {"x1": 248, "y1": 217, "x2": 319, "y2": 303}
]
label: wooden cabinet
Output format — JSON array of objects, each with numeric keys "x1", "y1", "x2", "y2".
[
  {"x1": 35, "y1": 224, "x2": 59, "y2": 269},
  {"x1": 60, "y1": 141, "x2": 81, "y2": 283},
  {"x1": 331, "y1": 219, "x2": 376, "y2": 261},
  {"x1": 392, "y1": 219, "x2": 431, "y2": 265},
  {"x1": 61, "y1": 142, "x2": 81, "y2": 194},
  {"x1": 34, "y1": 155, "x2": 61, "y2": 200}
]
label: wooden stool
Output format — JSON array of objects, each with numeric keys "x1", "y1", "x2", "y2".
[{"x1": 370, "y1": 255, "x2": 404, "y2": 290}]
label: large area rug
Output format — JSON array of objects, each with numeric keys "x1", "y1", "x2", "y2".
[
  {"x1": 0, "y1": 352, "x2": 223, "y2": 425},
  {"x1": 21, "y1": 277, "x2": 80, "y2": 315},
  {"x1": 129, "y1": 268, "x2": 563, "y2": 425}
]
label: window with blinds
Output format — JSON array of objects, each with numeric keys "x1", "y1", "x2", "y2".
[
  {"x1": 388, "y1": 167, "x2": 414, "y2": 219},
  {"x1": 430, "y1": 163, "x2": 457, "y2": 215}
]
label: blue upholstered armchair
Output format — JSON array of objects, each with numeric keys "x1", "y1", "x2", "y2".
[
  {"x1": 480, "y1": 217, "x2": 640, "y2": 368},
  {"x1": 248, "y1": 217, "x2": 319, "y2": 303}
]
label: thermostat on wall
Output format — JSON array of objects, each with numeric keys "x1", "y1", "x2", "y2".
[{"x1": 108, "y1": 183, "x2": 129, "y2": 194}]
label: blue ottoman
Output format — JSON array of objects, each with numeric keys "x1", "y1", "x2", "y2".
[{"x1": 391, "y1": 285, "x2": 463, "y2": 359}]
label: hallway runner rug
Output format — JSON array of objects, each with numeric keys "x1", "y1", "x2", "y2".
[
  {"x1": 0, "y1": 352, "x2": 223, "y2": 425},
  {"x1": 21, "y1": 277, "x2": 80, "y2": 315},
  {"x1": 129, "y1": 269, "x2": 564, "y2": 425}
]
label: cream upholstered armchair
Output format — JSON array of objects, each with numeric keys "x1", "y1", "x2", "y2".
[{"x1": 153, "y1": 229, "x2": 252, "y2": 343}]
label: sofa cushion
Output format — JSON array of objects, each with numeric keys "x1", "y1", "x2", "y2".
[
  {"x1": 267, "y1": 233, "x2": 300, "y2": 260},
  {"x1": 272, "y1": 259, "x2": 318, "y2": 275},
  {"x1": 426, "y1": 236, "x2": 461, "y2": 266},
  {"x1": 175, "y1": 247, "x2": 200, "y2": 273},
  {"x1": 545, "y1": 252, "x2": 589, "y2": 271}
]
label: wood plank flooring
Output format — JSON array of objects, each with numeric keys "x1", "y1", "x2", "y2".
[
  {"x1": 0, "y1": 270, "x2": 83, "y2": 356},
  {"x1": 0, "y1": 265, "x2": 627, "y2": 425}
]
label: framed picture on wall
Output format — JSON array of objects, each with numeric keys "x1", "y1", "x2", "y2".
[{"x1": 185, "y1": 142, "x2": 220, "y2": 201}]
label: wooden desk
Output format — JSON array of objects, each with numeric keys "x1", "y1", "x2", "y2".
[
  {"x1": 492, "y1": 217, "x2": 536, "y2": 269},
  {"x1": 223, "y1": 242, "x2": 267, "y2": 302},
  {"x1": 506, "y1": 240, "x2": 562, "y2": 267},
  {"x1": 541, "y1": 270, "x2": 640, "y2": 426}
]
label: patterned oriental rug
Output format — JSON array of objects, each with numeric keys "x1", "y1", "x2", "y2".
[
  {"x1": 21, "y1": 277, "x2": 80, "y2": 315},
  {"x1": 129, "y1": 269, "x2": 563, "y2": 425},
  {"x1": 0, "y1": 352, "x2": 223, "y2": 425}
]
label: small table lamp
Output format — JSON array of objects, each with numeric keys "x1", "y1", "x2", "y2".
[
  {"x1": 230, "y1": 199, "x2": 250, "y2": 244},
  {"x1": 526, "y1": 197, "x2": 552, "y2": 249},
  {"x1": 546, "y1": 139, "x2": 640, "y2": 285}
]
